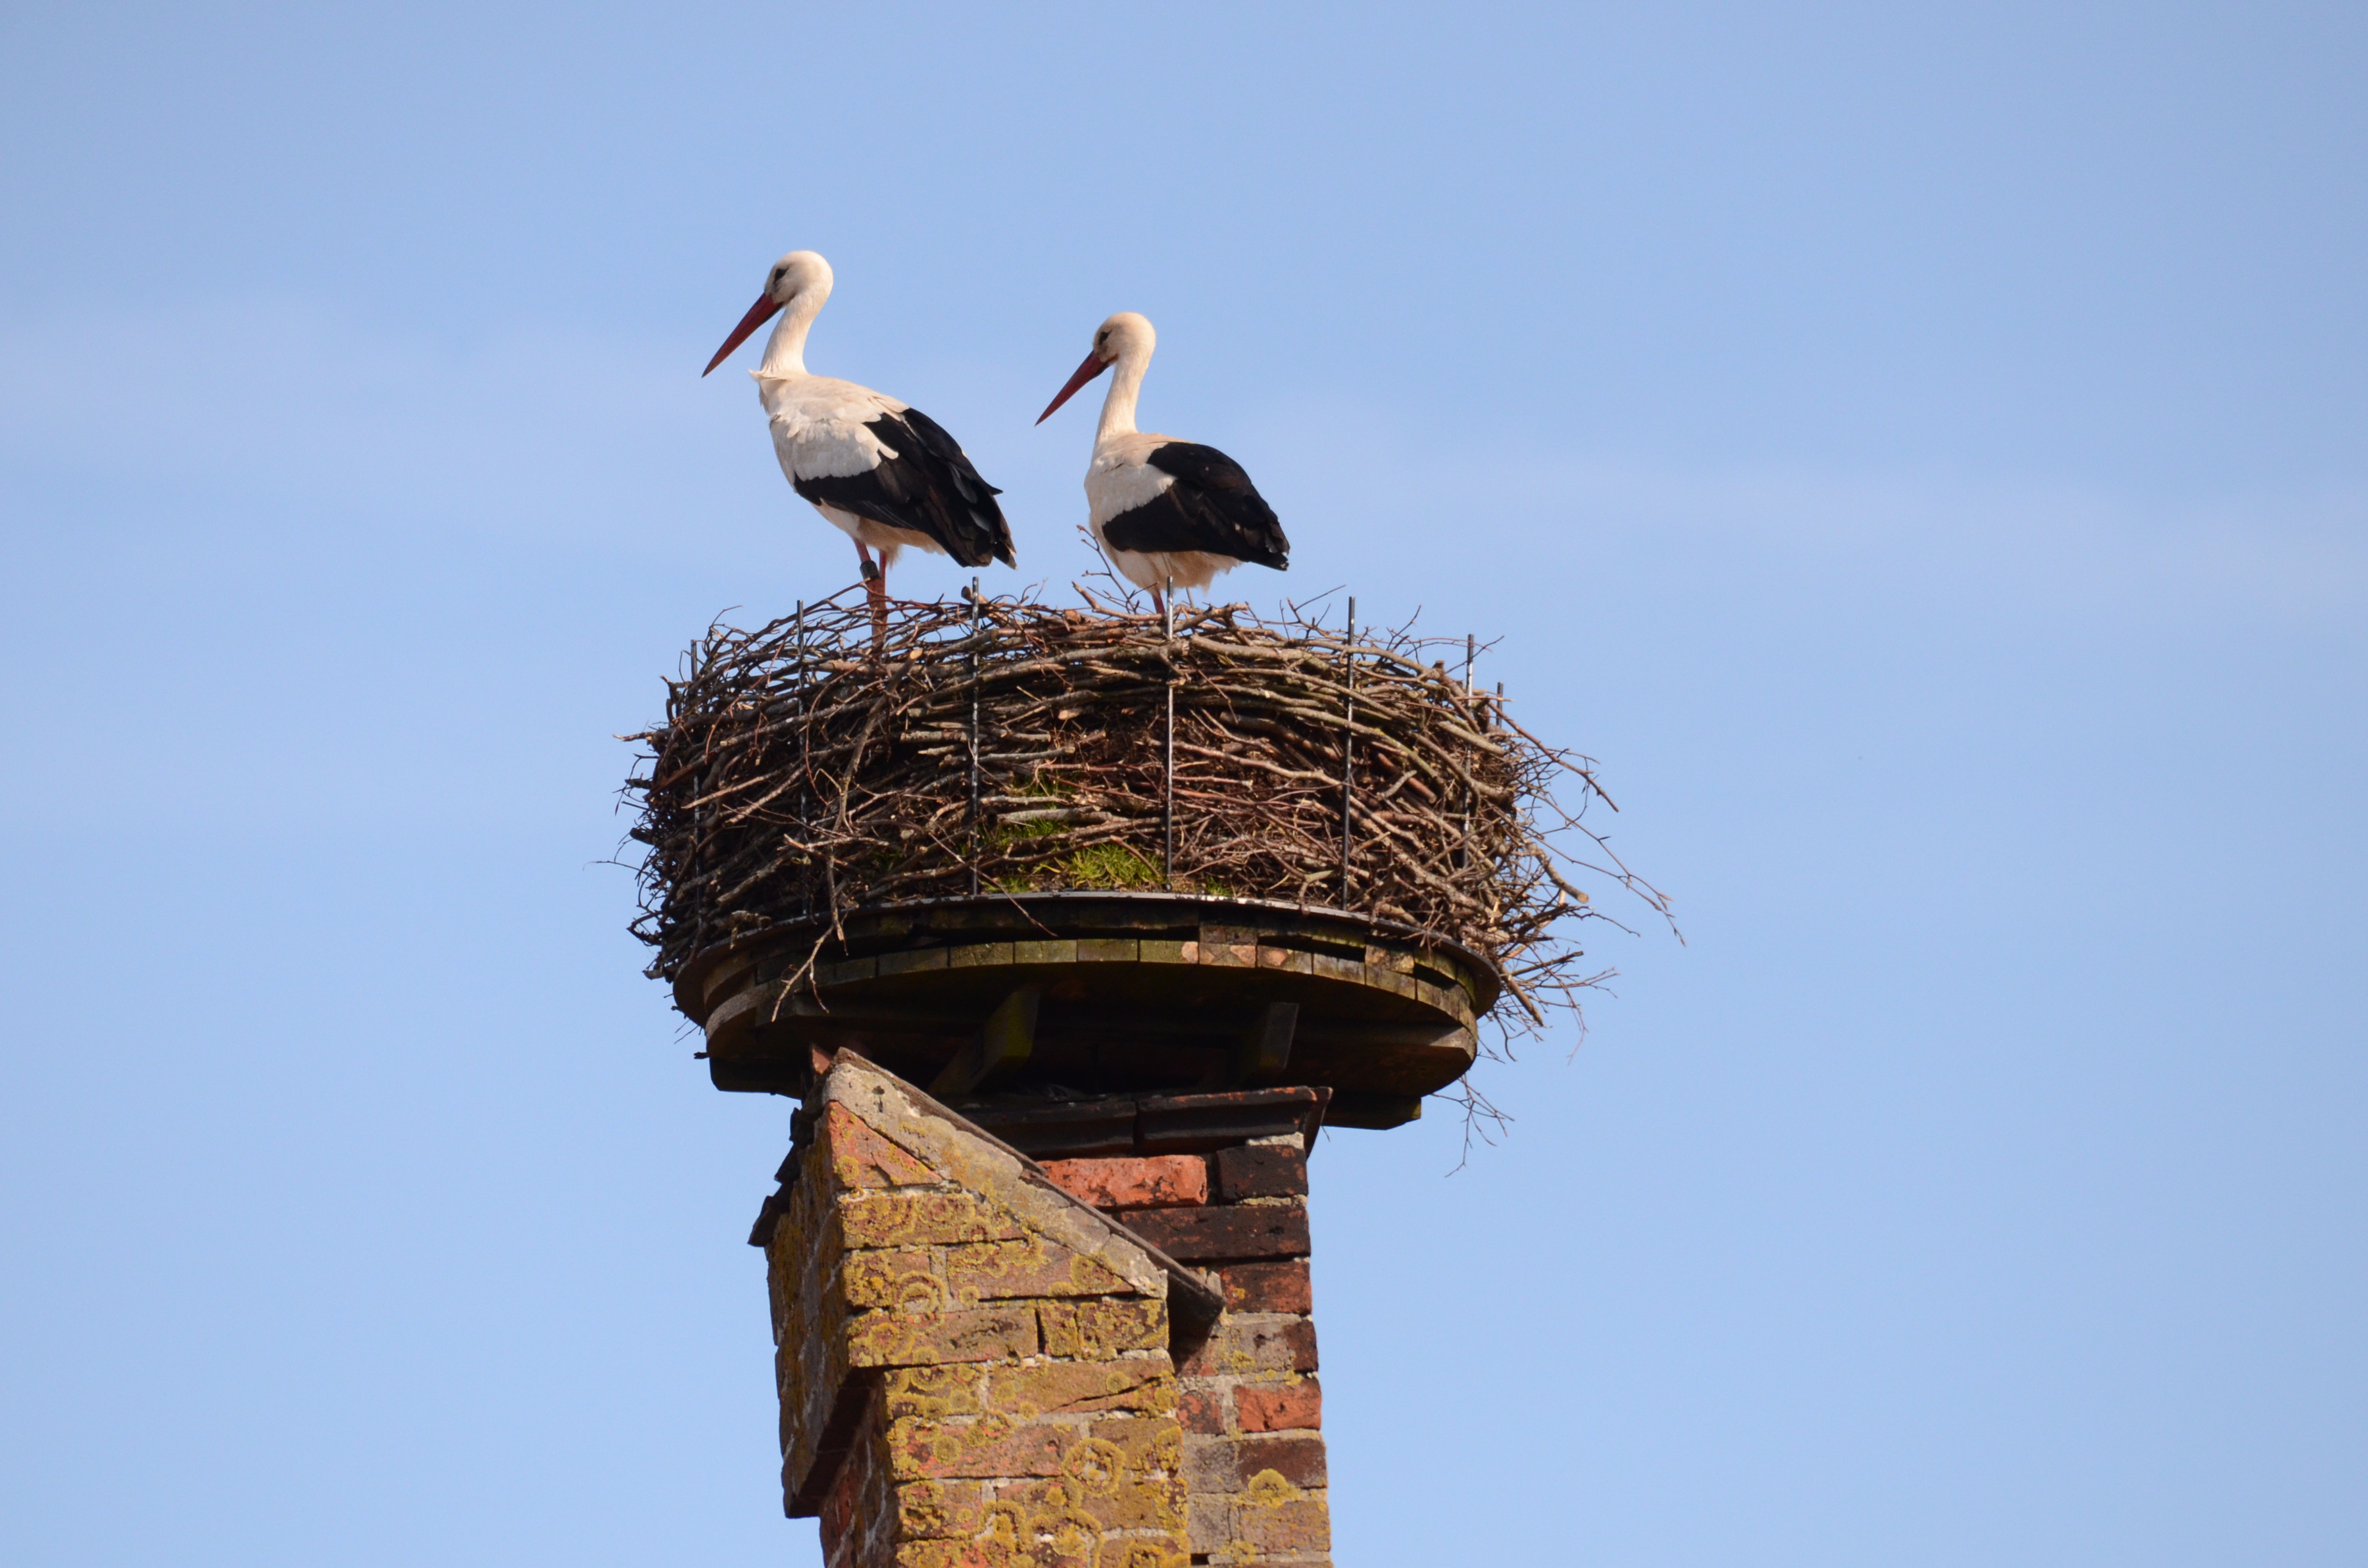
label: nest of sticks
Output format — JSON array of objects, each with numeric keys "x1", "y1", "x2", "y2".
[{"x1": 624, "y1": 585, "x2": 1668, "y2": 1040}]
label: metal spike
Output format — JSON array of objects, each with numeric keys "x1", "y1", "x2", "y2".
[{"x1": 1341, "y1": 595, "x2": 1357, "y2": 906}]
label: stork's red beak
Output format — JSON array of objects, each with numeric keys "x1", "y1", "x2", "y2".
[
  {"x1": 703, "y1": 292, "x2": 784, "y2": 376},
  {"x1": 1036, "y1": 349, "x2": 1112, "y2": 423}
]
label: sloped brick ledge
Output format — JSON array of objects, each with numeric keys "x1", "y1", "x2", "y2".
[{"x1": 753, "y1": 1053, "x2": 1333, "y2": 1567}]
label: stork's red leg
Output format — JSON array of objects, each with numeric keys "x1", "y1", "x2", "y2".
[{"x1": 857, "y1": 544, "x2": 887, "y2": 648}]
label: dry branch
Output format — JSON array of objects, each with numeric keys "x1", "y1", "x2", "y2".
[{"x1": 623, "y1": 587, "x2": 1670, "y2": 1043}]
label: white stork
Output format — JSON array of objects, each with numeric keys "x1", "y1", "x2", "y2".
[
  {"x1": 1036, "y1": 312, "x2": 1288, "y2": 616},
  {"x1": 704, "y1": 251, "x2": 1014, "y2": 624}
]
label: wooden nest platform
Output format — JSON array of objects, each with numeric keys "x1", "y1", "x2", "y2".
[
  {"x1": 678, "y1": 893, "x2": 1493, "y2": 1127},
  {"x1": 625, "y1": 591, "x2": 1661, "y2": 1122}
]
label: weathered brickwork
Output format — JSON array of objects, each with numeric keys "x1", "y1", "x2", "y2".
[
  {"x1": 1041, "y1": 1155, "x2": 1211, "y2": 1211},
  {"x1": 758, "y1": 1058, "x2": 1196, "y2": 1567},
  {"x1": 1165, "y1": 1148, "x2": 1329, "y2": 1568},
  {"x1": 1017, "y1": 1145, "x2": 1331, "y2": 1565},
  {"x1": 756, "y1": 1063, "x2": 1331, "y2": 1567}
]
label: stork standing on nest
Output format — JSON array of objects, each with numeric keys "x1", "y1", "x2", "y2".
[
  {"x1": 705, "y1": 252, "x2": 1014, "y2": 630},
  {"x1": 1037, "y1": 313, "x2": 1288, "y2": 617}
]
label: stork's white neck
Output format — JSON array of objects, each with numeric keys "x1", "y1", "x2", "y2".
[
  {"x1": 1096, "y1": 346, "x2": 1149, "y2": 442},
  {"x1": 757, "y1": 291, "x2": 825, "y2": 379}
]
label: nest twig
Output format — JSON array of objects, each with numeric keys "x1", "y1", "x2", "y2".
[{"x1": 623, "y1": 585, "x2": 1670, "y2": 1052}]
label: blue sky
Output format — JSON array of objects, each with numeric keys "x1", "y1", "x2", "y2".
[{"x1": 3, "y1": 4, "x2": 2362, "y2": 1564}]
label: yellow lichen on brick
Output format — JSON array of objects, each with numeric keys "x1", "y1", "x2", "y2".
[
  {"x1": 840, "y1": 1191, "x2": 1027, "y2": 1250},
  {"x1": 844, "y1": 1305, "x2": 1037, "y2": 1368},
  {"x1": 1040, "y1": 1298, "x2": 1167, "y2": 1359},
  {"x1": 769, "y1": 1059, "x2": 1254, "y2": 1567},
  {"x1": 941, "y1": 1236, "x2": 1132, "y2": 1302},
  {"x1": 1095, "y1": 1540, "x2": 1191, "y2": 1568},
  {"x1": 892, "y1": 1478, "x2": 990, "y2": 1540},
  {"x1": 1235, "y1": 1471, "x2": 1329, "y2": 1557},
  {"x1": 985, "y1": 1356, "x2": 1176, "y2": 1419},
  {"x1": 844, "y1": 1249, "x2": 945, "y2": 1312},
  {"x1": 1240, "y1": 1469, "x2": 1299, "y2": 1505},
  {"x1": 891, "y1": 1540, "x2": 1015, "y2": 1567},
  {"x1": 822, "y1": 1100, "x2": 946, "y2": 1189},
  {"x1": 995, "y1": 1426, "x2": 1188, "y2": 1533},
  {"x1": 887, "y1": 1411, "x2": 1076, "y2": 1482},
  {"x1": 884, "y1": 1365, "x2": 985, "y2": 1421},
  {"x1": 1085, "y1": 1417, "x2": 1185, "y2": 1480}
]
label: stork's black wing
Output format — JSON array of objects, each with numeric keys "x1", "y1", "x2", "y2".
[
  {"x1": 791, "y1": 407, "x2": 1016, "y2": 568},
  {"x1": 1101, "y1": 442, "x2": 1289, "y2": 569}
]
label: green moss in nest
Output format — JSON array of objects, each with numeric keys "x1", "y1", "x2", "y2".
[{"x1": 1060, "y1": 842, "x2": 1160, "y2": 890}]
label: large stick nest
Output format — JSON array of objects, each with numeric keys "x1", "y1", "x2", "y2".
[{"x1": 623, "y1": 587, "x2": 1667, "y2": 1038}]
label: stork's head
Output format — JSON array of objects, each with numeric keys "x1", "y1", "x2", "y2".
[
  {"x1": 1037, "y1": 311, "x2": 1155, "y2": 424},
  {"x1": 704, "y1": 250, "x2": 834, "y2": 376},
  {"x1": 766, "y1": 250, "x2": 832, "y2": 306}
]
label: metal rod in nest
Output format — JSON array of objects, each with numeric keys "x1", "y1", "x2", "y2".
[
  {"x1": 623, "y1": 590, "x2": 1674, "y2": 1045},
  {"x1": 796, "y1": 599, "x2": 810, "y2": 919},
  {"x1": 967, "y1": 578, "x2": 982, "y2": 897},
  {"x1": 1163, "y1": 576, "x2": 1175, "y2": 890},
  {"x1": 1460, "y1": 633, "x2": 1476, "y2": 874},
  {"x1": 1340, "y1": 594, "x2": 1356, "y2": 907}
]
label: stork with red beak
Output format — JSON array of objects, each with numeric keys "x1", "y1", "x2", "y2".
[
  {"x1": 705, "y1": 251, "x2": 1014, "y2": 628},
  {"x1": 1037, "y1": 313, "x2": 1288, "y2": 616}
]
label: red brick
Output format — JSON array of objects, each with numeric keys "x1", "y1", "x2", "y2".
[
  {"x1": 1176, "y1": 1387, "x2": 1228, "y2": 1434},
  {"x1": 819, "y1": 1384, "x2": 891, "y2": 1567},
  {"x1": 844, "y1": 1305, "x2": 1035, "y2": 1368},
  {"x1": 1085, "y1": 1415, "x2": 1187, "y2": 1474},
  {"x1": 1182, "y1": 1432, "x2": 1328, "y2": 1494},
  {"x1": 1039, "y1": 1298, "x2": 1165, "y2": 1358},
  {"x1": 992, "y1": 1473, "x2": 1185, "y2": 1535},
  {"x1": 1178, "y1": 1315, "x2": 1317, "y2": 1376},
  {"x1": 1237, "y1": 1493, "x2": 1331, "y2": 1555},
  {"x1": 840, "y1": 1191, "x2": 1024, "y2": 1250},
  {"x1": 1212, "y1": 1143, "x2": 1308, "y2": 1201},
  {"x1": 842, "y1": 1250, "x2": 944, "y2": 1312},
  {"x1": 1235, "y1": 1379, "x2": 1321, "y2": 1433},
  {"x1": 891, "y1": 1479, "x2": 990, "y2": 1540},
  {"x1": 1000, "y1": 1419, "x2": 1188, "y2": 1529},
  {"x1": 1180, "y1": 1436, "x2": 1237, "y2": 1494},
  {"x1": 1040, "y1": 1154, "x2": 1208, "y2": 1209},
  {"x1": 887, "y1": 1415, "x2": 1076, "y2": 1480},
  {"x1": 1121, "y1": 1203, "x2": 1308, "y2": 1263},
  {"x1": 1228, "y1": 1434, "x2": 1326, "y2": 1488},
  {"x1": 938, "y1": 1237, "x2": 1131, "y2": 1302},
  {"x1": 819, "y1": 1441, "x2": 862, "y2": 1561},
  {"x1": 882, "y1": 1365, "x2": 985, "y2": 1421},
  {"x1": 891, "y1": 1541, "x2": 1019, "y2": 1567},
  {"x1": 822, "y1": 1102, "x2": 944, "y2": 1189},
  {"x1": 1218, "y1": 1260, "x2": 1312, "y2": 1314},
  {"x1": 985, "y1": 1357, "x2": 1176, "y2": 1417},
  {"x1": 1185, "y1": 1493, "x2": 1237, "y2": 1553}
]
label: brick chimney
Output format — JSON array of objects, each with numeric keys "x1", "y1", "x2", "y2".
[{"x1": 753, "y1": 1053, "x2": 1333, "y2": 1567}]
